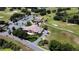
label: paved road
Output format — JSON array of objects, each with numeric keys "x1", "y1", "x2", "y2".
[
  {"x1": 33, "y1": 34, "x2": 44, "y2": 44},
  {"x1": 33, "y1": 30, "x2": 48, "y2": 44},
  {"x1": 0, "y1": 33, "x2": 46, "y2": 51},
  {"x1": 0, "y1": 15, "x2": 47, "y2": 51},
  {"x1": 8, "y1": 15, "x2": 33, "y2": 32}
]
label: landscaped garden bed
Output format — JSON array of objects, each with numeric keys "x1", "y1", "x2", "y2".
[{"x1": 12, "y1": 28, "x2": 40, "y2": 42}]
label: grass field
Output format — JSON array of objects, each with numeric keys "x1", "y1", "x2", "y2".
[
  {"x1": 0, "y1": 48, "x2": 12, "y2": 51},
  {"x1": 42, "y1": 8, "x2": 79, "y2": 36},
  {"x1": 47, "y1": 25, "x2": 79, "y2": 50},
  {"x1": 40, "y1": 8, "x2": 79, "y2": 50},
  {"x1": 0, "y1": 8, "x2": 22, "y2": 22}
]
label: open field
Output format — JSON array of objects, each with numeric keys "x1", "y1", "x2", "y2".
[
  {"x1": 47, "y1": 25, "x2": 79, "y2": 50},
  {"x1": 42, "y1": 8, "x2": 79, "y2": 36},
  {"x1": 0, "y1": 48, "x2": 12, "y2": 51},
  {"x1": 0, "y1": 8, "x2": 22, "y2": 22},
  {"x1": 38, "y1": 8, "x2": 79, "y2": 50}
]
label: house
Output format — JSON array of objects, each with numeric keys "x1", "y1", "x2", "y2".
[
  {"x1": 34, "y1": 16, "x2": 42, "y2": 22},
  {"x1": 22, "y1": 24, "x2": 43, "y2": 34}
]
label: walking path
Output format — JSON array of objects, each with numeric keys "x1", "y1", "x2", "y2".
[{"x1": 45, "y1": 23, "x2": 78, "y2": 36}]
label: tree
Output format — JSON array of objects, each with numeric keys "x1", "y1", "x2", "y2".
[
  {"x1": 57, "y1": 8, "x2": 64, "y2": 12},
  {"x1": 10, "y1": 8, "x2": 14, "y2": 11},
  {"x1": 57, "y1": 8, "x2": 71, "y2": 12},
  {"x1": 0, "y1": 39, "x2": 21, "y2": 51},
  {"x1": 0, "y1": 21, "x2": 5, "y2": 24},
  {"x1": 39, "y1": 40, "x2": 48, "y2": 46},
  {"x1": 17, "y1": 7, "x2": 21, "y2": 10},
  {"x1": 61, "y1": 43, "x2": 75, "y2": 51},
  {"x1": 43, "y1": 25, "x2": 48, "y2": 30},
  {"x1": 52, "y1": 10, "x2": 56, "y2": 13},
  {"x1": 49, "y1": 40, "x2": 62, "y2": 51},
  {"x1": 12, "y1": 28, "x2": 39, "y2": 42},
  {"x1": 31, "y1": 7, "x2": 40, "y2": 13},
  {"x1": 10, "y1": 13, "x2": 25, "y2": 22},
  {"x1": 54, "y1": 11, "x2": 68, "y2": 22},
  {"x1": 49, "y1": 40, "x2": 76, "y2": 51},
  {"x1": 26, "y1": 11, "x2": 31, "y2": 15},
  {"x1": 12, "y1": 28, "x2": 28, "y2": 39},
  {"x1": 21, "y1": 9, "x2": 27, "y2": 13},
  {"x1": 40, "y1": 9, "x2": 46, "y2": 16},
  {"x1": 12, "y1": 27, "x2": 16, "y2": 30},
  {"x1": 0, "y1": 27, "x2": 6, "y2": 32},
  {"x1": 54, "y1": 15, "x2": 62, "y2": 21},
  {"x1": 47, "y1": 10, "x2": 51, "y2": 14},
  {"x1": 0, "y1": 39, "x2": 6, "y2": 47},
  {"x1": 27, "y1": 22, "x2": 32, "y2": 26},
  {"x1": 68, "y1": 15, "x2": 79, "y2": 24},
  {"x1": 0, "y1": 7, "x2": 6, "y2": 11}
]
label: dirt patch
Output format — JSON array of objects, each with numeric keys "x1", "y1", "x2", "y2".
[
  {"x1": 73, "y1": 37, "x2": 79, "y2": 44},
  {"x1": 61, "y1": 31, "x2": 79, "y2": 44}
]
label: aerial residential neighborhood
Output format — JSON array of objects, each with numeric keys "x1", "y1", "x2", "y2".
[{"x1": 0, "y1": 7, "x2": 79, "y2": 51}]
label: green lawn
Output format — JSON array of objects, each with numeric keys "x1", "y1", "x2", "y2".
[
  {"x1": 42, "y1": 8, "x2": 79, "y2": 36},
  {"x1": 0, "y1": 12, "x2": 11, "y2": 22},
  {"x1": 0, "y1": 48, "x2": 12, "y2": 51},
  {"x1": 0, "y1": 8, "x2": 22, "y2": 22},
  {"x1": 47, "y1": 16, "x2": 79, "y2": 36},
  {"x1": 40, "y1": 8, "x2": 79, "y2": 50},
  {"x1": 47, "y1": 25, "x2": 79, "y2": 50}
]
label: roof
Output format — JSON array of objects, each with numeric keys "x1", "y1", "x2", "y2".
[
  {"x1": 0, "y1": 25, "x2": 5, "y2": 28},
  {"x1": 34, "y1": 16, "x2": 42, "y2": 22},
  {"x1": 22, "y1": 24, "x2": 43, "y2": 33}
]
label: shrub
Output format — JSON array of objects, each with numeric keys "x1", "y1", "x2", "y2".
[
  {"x1": 54, "y1": 15, "x2": 63, "y2": 21},
  {"x1": 27, "y1": 22, "x2": 32, "y2": 26},
  {"x1": 0, "y1": 39, "x2": 21, "y2": 51},
  {"x1": 47, "y1": 10, "x2": 51, "y2": 14},
  {"x1": 0, "y1": 7, "x2": 6, "y2": 11},
  {"x1": 40, "y1": 9, "x2": 46, "y2": 16},
  {"x1": 49, "y1": 40, "x2": 76, "y2": 51},
  {"x1": 10, "y1": 13, "x2": 25, "y2": 22}
]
